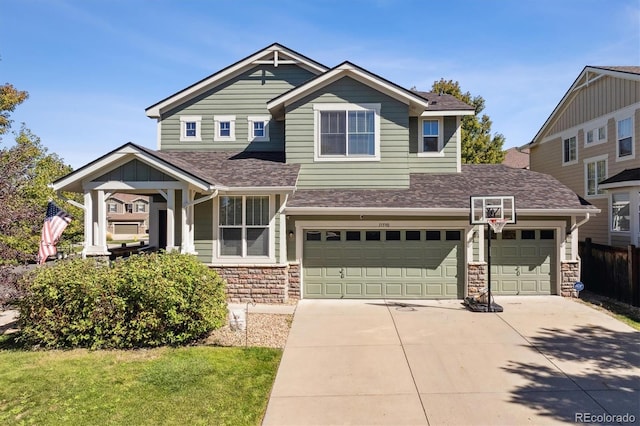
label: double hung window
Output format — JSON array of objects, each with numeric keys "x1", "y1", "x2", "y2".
[
  {"x1": 563, "y1": 136, "x2": 577, "y2": 164},
  {"x1": 611, "y1": 193, "x2": 630, "y2": 232},
  {"x1": 421, "y1": 119, "x2": 442, "y2": 153},
  {"x1": 180, "y1": 116, "x2": 202, "y2": 142},
  {"x1": 219, "y1": 196, "x2": 270, "y2": 257},
  {"x1": 585, "y1": 158, "x2": 607, "y2": 196},
  {"x1": 314, "y1": 104, "x2": 380, "y2": 160},
  {"x1": 617, "y1": 117, "x2": 633, "y2": 158},
  {"x1": 214, "y1": 115, "x2": 236, "y2": 142},
  {"x1": 248, "y1": 116, "x2": 270, "y2": 142}
]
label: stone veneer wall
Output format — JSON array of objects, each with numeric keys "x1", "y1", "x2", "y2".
[
  {"x1": 212, "y1": 263, "x2": 301, "y2": 303},
  {"x1": 560, "y1": 261, "x2": 580, "y2": 297},
  {"x1": 467, "y1": 262, "x2": 486, "y2": 296}
]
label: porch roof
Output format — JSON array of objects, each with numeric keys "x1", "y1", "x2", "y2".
[
  {"x1": 599, "y1": 167, "x2": 640, "y2": 189},
  {"x1": 287, "y1": 165, "x2": 599, "y2": 215}
]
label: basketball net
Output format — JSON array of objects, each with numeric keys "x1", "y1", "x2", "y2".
[{"x1": 487, "y1": 218, "x2": 508, "y2": 234}]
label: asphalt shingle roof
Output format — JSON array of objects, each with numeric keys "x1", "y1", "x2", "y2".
[
  {"x1": 590, "y1": 66, "x2": 640, "y2": 75},
  {"x1": 288, "y1": 165, "x2": 595, "y2": 211},
  {"x1": 151, "y1": 150, "x2": 300, "y2": 188},
  {"x1": 416, "y1": 91, "x2": 476, "y2": 111}
]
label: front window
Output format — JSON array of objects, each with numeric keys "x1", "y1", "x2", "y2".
[
  {"x1": 585, "y1": 158, "x2": 607, "y2": 196},
  {"x1": 314, "y1": 103, "x2": 380, "y2": 161},
  {"x1": 214, "y1": 115, "x2": 236, "y2": 141},
  {"x1": 421, "y1": 119, "x2": 441, "y2": 153},
  {"x1": 563, "y1": 136, "x2": 577, "y2": 164},
  {"x1": 219, "y1": 196, "x2": 270, "y2": 257},
  {"x1": 612, "y1": 193, "x2": 630, "y2": 232},
  {"x1": 617, "y1": 117, "x2": 633, "y2": 158},
  {"x1": 180, "y1": 116, "x2": 202, "y2": 142},
  {"x1": 248, "y1": 116, "x2": 270, "y2": 142}
]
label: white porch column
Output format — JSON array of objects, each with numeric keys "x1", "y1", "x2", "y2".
[
  {"x1": 82, "y1": 191, "x2": 94, "y2": 257},
  {"x1": 181, "y1": 188, "x2": 195, "y2": 254},
  {"x1": 569, "y1": 216, "x2": 577, "y2": 261},
  {"x1": 96, "y1": 190, "x2": 108, "y2": 252},
  {"x1": 631, "y1": 190, "x2": 640, "y2": 247},
  {"x1": 166, "y1": 189, "x2": 177, "y2": 251}
]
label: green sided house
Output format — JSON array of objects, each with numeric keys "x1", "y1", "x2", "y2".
[{"x1": 51, "y1": 44, "x2": 598, "y2": 303}]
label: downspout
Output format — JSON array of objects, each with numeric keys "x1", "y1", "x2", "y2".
[
  {"x1": 570, "y1": 213, "x2": 591, "y2": 233},
  {"x1": 183, "y1": 190, "x2": 218, "y2": 208}
]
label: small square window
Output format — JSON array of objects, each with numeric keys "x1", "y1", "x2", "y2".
[
  {"x1": 180, "y1": 116, "x2": 202, "y2": 142},
  {"x1": 366, "y1": 231, "x2": 381, "y2": 241},
  {"x1": 540, "y1": 230, "x2": 555, "y2": 240},
  {"x1": 248, "y1": 116, "x2": 270, "y2": 142},
  {"x1": 426, "y1": 231, "x2": 441, "y2": 241},
  {"x1": 521, "y1": 230, "x2": 535, "y2": 240},
  {"x1": 501, "y1": 230, "x2": 516, "y2": 240},
  {"x1": 346, "y1": 231, "x2": 361, "y2": 241},
  {"x1": 306, "y1": 231, "x2": 321, "y2": 241},
  {"x1": 405, "y1": 230, "x2": 421, "y2": 241},
  {"x1": 108, "y1": 203, "x2": 117, "y2": 213},
  {"x1": 445, "y1": 230, "x2": 461, "y2": 241},
  {"x1": 385, "y1": 231, "x2": 401, "y2": 241},
  {"x1": 214, "y1": 115, "x2": 236, "y2": 141},
  {"x1": 220, "y1": 122, "x2": 230, "y2": 137},
  {"x1": 326, "y1": 231, "x2": 341, "y2": 241}
]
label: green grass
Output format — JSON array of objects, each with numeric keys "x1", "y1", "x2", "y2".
[
  {"x1": 577, "y1": 292, "x2": 640, "y2": 331},
  {"x1": 0, "y1": 342, "x2": 281, "y2": 425}
]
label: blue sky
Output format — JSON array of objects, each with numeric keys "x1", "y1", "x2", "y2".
[{"x1": 1, "y1": 0, "x2": 638, "y2": 169}]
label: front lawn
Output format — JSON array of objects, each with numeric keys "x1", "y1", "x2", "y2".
[{"x1": 0, "y1": 343, "x2": 281, "y2": 425}]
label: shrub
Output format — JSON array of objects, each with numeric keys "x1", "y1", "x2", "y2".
[{"x1": 18, "y1": 252, "x2": 227, "y2": 349}]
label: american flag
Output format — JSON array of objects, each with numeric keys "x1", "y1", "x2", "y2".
[{"x1": 37, "y1": 202, "x2": 72, "y2": 265}]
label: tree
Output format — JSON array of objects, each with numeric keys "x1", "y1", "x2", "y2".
[
  {"x1": 431, "y1": 79, "x2": 505, "y2": 164},
  {"x1": 0, "y1": 86, "x2": 82, "y2": 264}
]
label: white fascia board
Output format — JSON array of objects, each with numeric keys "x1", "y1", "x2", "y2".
[
  {"x1": 267, "y1": 64, "x2": 429, "y2": 112},
  {"x1": 517, "y1": 208, "x2": 601, "y2": 216},
  {"x1": 284, "y1": 207, "x2": 469, "y2": 216},
  {"x1": 600, "y1": 180, "x2": 640, "y2": 190},
  {"x1": 421, "y1": 110, "x2": 475, "y2": 117},
  {"x1": 146, "y1": 46, "x2": 327, "y2": 118},
  {"x1": 219, "y1": 186, "x2": 297, "y2": 194}
]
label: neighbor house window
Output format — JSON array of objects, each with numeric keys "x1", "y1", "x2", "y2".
[
  {"x1": 107, "y1": 202, "x2": 117, "y2": 213},
  {"x1": 125, "y1": 203, "x2": 133, "y2": 214},
  {"x1": 135, "y1": 202, "x2": 146, "y2": 213},
  {"x1": 248, "y1": 116, "x2": 270, "y2": 142},
  {"x1": 611, "y1": 193, "x2": 630, "y2": 232},
  {"x1": 313, "y1": 103, "x2": 380, "y2": 161},
  {"x1": 214, "y1": 115, "x2": 236, "y2": 142},
  {"x1": 563, "y1": 136, "x2": 577, "y2": 164},
  {"x1": 421, "y1": 119, "x2": 442, "y2": 153},
  {"x1": 585, "y1": 157, "x2": 607, "y2": 196},
  {"x1": 617, "y1": 117, "x2": 633, "y2": 158},
  {"x1": 179, "y1": 116, "x2": 202, "y2": 142},
  {"x1": 219, "y1": 195, "x2": 270, "y2": 257}
]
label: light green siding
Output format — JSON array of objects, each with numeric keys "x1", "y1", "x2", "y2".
[
  {"x1": 92, "y1": 160, "x2": 177, "y2": 182},
  {"x1": 160, "y1": 64, "x2": 315, "y2": 152},
  {"x1": 408, "y1": 116, "x2": 459, "y2": 173},
  {"x1": 285, "y1": 77, "x2": 411, "y2": 189},
  {"x1": 194, "y1": 198, "x2": 213, "y2": 263}
]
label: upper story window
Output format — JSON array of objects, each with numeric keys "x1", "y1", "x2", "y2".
[
  {"x1": 135, "y1": 202, "x2": 146, "y2": 213},
  {"x1": 180, "y1": 116, "x2": 202, "y2": 142},
  {"x1": 586, "y1": 125, "x2": 606, "y2": 146},
  {"x1": 248, "y1": 116, "x2": 270, "y2": 142},
  {"x1": 125, "y1": 203, "x2": 133, "y2": 214},
  {"x1": 617, "y1": 117, "x2": 633, "y2": 159},
  {"x1": 313, "y1": 103, "x2": 381, "y2": 161},
  {"x1": 219, "y1": 195, "x2": 271, "y2": 258},
  {"x1": 420, "y1": 119, "x2": 443, "y2": 155},
  {"x1": 214, "y1": 115, "x2": 236, "y2": 142},
  {"x1": 563, "y1": 136, "x2": 577, "y2": 164},
  {"x1": 107, "y1": 202, "x2": 117, "y2": 213},
  {"x1": 584, "y1": 156, "x2": 607, "y2": 197}
]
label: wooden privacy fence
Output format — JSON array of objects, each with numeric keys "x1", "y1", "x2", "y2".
[{"x1": 579, "y1": 238, "x2": 640, "y2": 307}]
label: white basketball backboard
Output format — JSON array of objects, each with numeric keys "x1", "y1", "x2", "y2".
[{"x1": 470, "y1": 196, "x2": 516, "y2": 225}]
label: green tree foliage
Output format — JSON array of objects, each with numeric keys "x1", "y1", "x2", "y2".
[
  {"x1": 0, "y1": 86, "x2": 81, "y2": 264},
  {"x1": 431, "y1": 79, "x2": 505, "y2": 164},
  {"x1": 19, "y1": 252, "x2": 228, "y2": 349}
]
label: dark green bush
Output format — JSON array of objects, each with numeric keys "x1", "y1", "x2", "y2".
[{"x1": 18, "y1": 252, "x2": 227, "y2": 349}]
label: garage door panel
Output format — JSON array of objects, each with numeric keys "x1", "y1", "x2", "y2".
[
  {"x1": 405, "y1": 267, "x2": 423, "y2": 278},
  {"x1": 426, "y1": 283, "x2": 445, "y2": 295},
  {"x1": 325, "y1": 283, "x2": 343, "y2": 296},
  {"x1": 519, "y1": 279, "x2": 539, "y2": 293},
  {"x1": 384, "y1": 283, "x2": 403, "y2": 296},
  {"x1": 405, "y1": 283, "x2": 423, "y2": 296},
  {"x1": 345, "y1": 283, "x2": 364, "y2": 296},
  {"x1": 364, "y1": 267, "x2": 383, "y2": 278},
  {"x1": 385, "y1": 267, "x2": 403, "y2": 278}
]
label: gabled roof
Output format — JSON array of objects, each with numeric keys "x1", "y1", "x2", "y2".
[
  {"x1": 145, "y1": 43, "x2": 328, "y2": 118},
  {"x1": 527, "y1": 65, "x2": 640, "y2": 148},
  {"x1": 502, "y1": 147, "x2": 530, "y2": 169},
  {"x1": 599, "y1": 167, "x2": 640, "y2": 189},
  {"x1": 52, "y1": 143, "x2": 300, "y2": 193},
  {"x1": 267, "y1": 62, "x2": 472, "y2": 118},
  {"x1": 108, "y1": 193, "x2": 150, "y2": 203},
  {"x1": 287, "y1": 165, "x2": 597, "y2": 215}
]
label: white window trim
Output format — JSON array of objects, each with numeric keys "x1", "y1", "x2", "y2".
[
  {"x1": 313, "y1": 103, "x2": 381, "y2": 162},
  {"x1": 418, "y1": 117, "x2": 444, "y2": 157},
  {"x1": 583, "y1": 154, "x2": 608, "y2": 199},
  {"x1": 107, "y1": 202, "x2": 118, "y2": 213},
  {"x1": 179, "y1": 115, "x2": 202, "y2": 142},
  {"x1": 247, "y1": 115, "x2": 271, "y2": 142},
  {"x1": 610, "y1": 190, "x2": 631, "y2": 234},
  {"x1": 214, "y1": 115, "x2": 236, "y2": 142},
  {"x1": 616, "y1": 116, "x2": 635, "y2": 162},
  {"x1": 562, "y1": 135, "x2": 578, "y2": 166},
  {"x1": 584, "y1": 120, "x2": 607, "y2": 148},
  {"x1": 215, "y1": 195, "x2": 275, "y2": 263}
]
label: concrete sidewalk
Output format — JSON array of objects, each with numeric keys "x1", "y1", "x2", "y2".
[{"x1": 263, "y1": 297, "x2": 640, "y2": 425}]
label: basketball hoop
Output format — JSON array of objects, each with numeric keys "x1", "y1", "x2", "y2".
[{"x1": 487, "y1": 218, "x2": 508, "y2": 234}]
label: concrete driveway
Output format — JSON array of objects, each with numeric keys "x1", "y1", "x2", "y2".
[{"x1": 263, "y1": 296, "x2": 640, "y2": 425}]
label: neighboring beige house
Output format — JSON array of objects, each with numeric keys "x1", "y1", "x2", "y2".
[
  {"x1": 106, "y1": 193, "x2": 149, "y2": 240},
  {"x1": 502, "y1": 147, "x2": 529, "y2": 169},
  {"x1": 526, "y1": 66, "x2": 640, "y2": 247}
]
